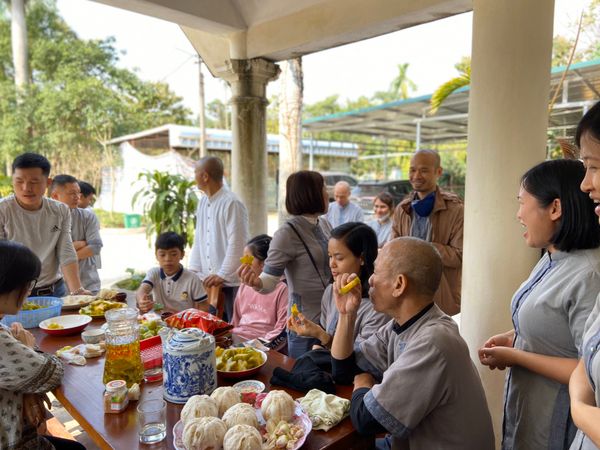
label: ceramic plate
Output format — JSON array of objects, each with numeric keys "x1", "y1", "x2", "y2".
[{"x1": 61, "y1": 295, "x2": 94, "y2": 310}]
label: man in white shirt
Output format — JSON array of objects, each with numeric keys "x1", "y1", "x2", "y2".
[
  {"x1": 189, "y1": 156, "x2": 249, "y2": 321},
  {"x1": 0, "y1": 153, "x2": 90, "y2": 297},
  {"x1": 325, "y1": 181, "x2": 364, "y2": 228}
]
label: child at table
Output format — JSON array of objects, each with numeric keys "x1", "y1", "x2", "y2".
[
  {"x1": 136, "y1": 232, "x2": 208, "y2": 313},
  {"x1": 232, "y1": 235, "x2": 288, "y2": 349}
]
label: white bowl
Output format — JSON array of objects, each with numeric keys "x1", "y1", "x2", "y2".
[
  {"x1": 81, "y1": 328, "x2": 105, "y2": 344},
  {"x1": 39, "y1": 315, "x2": 92, "y2": 336}
]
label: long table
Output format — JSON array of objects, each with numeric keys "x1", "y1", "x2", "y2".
[{"x1": 32, "y1": 322, "x2": 374, "y2": 450}]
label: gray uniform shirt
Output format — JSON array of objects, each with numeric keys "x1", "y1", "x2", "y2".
[
  {"x1": 570, "y1": 300, "x2": 600, "y2": 450},
  {"x1": 504, "y1": 248, "x2": 600, "y2": 450},
  {"x1": 355, "y1": 305, "x2": 494, "y2": 450},
  {"x1": 366, "y1": 217, "x2": 392, "y2": 247},
  {"x1": 142, "y1": 266, "x2": 207, "y2": 313},
  {"x1": 263, "y1": 216, "x2": 331, "y2": 323},
  {"x1": 0, "y1": 195, "x2": 77, "y2": 286},
  {"x1": 71, "y1": 208, "x2": 102, "y2": 294},
  {"x1": 319, "y1": 284, "x2": 389, "y2": 345},
  {"x1": 324, "y1": 201, "x2": 364, "y2": 228}
]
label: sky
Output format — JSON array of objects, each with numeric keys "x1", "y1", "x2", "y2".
[{"x1": 56, "y1": 0, "x2": 591, "y2": 118}]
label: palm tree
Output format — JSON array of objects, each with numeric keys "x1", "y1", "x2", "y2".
[
  {"x1": 390, "y1": 63, "x2": 417, "y2": 100},
  {"x1": 430, "y1": 58, "x2": 470, "y2": 114}
]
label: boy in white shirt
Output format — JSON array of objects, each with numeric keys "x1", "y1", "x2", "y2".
[{"x1": 137, "y1": 232, "x2": 207, "y2": 313}]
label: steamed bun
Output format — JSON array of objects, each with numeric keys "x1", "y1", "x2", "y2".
[
  {"x1": 223, "y1": 424, "x2": 262, "y2": 450},
  {"x1": 180, "y1": 395, "x2": 218, "y2": 426},
  {"x1": 183, "y1": 416, "x2": 227, "y2": 450},
  {"x1": 260, "y1": 390, "x2": 295, "y2": 423},
  {"x1": 221, "y1": 402, "x2": 259, "y2": 430},
  {"x1": 210, "y1": 386, "x2": 242, "y2": 417}
]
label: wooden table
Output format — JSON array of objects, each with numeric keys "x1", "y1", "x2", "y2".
[{"x1": 32, "y1": 322, "x2": 374, "y2": 450}]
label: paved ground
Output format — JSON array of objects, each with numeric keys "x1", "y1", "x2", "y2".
[{"x1": 50, "y1": 214, "x2": 281, "y2": 448}]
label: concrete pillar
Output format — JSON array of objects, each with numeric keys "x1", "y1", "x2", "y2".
[
  {"x1": 460, "y1": 0, "x2": 554, "y2": 446},
  {"x1": 217, "y1": 59, "x2": 280, "y2": 236}
]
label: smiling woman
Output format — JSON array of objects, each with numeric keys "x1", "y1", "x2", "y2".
[{"x1": 479, "y1": 159, "x2": 600, "y2": 450}]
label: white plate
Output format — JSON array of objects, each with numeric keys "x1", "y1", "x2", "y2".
[
  {"x1": 172, "y1": 395, "x2": 311, "y2": 450},
  {"x1": 61, "y1": 295, "x2": 94, "y2": 310},
  {"x1": 39, "y1": 314, "x2": 92, "y2": 334}
]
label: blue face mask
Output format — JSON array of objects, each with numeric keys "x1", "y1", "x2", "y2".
[{"x1": 411, "y1": 191, "x2": 436, "y2": 217}]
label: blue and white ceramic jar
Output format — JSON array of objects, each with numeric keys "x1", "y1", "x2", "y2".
[{"x1": 161, "y1": 328, "x2": 217, "y2": 404}]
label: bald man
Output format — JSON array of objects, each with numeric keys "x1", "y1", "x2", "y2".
[
  {"x1": 331, "y1": 238, "x2": 494, "y2": 450},
  {"x1": 189, "y1": 156, "x2": 249, "y2": 321},
  {"x1": 324, "y1": 181, "x2": 364, "y2": 227},
  {"x1": 392, "y1": 149, "x2": 463, "y2": 316}
]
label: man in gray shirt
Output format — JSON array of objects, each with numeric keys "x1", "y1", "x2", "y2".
[
  {"x1": 331, "y1": 237, "x2": 494, "y2": 450},
  {"x1": 324, "y1": 181, "x2": 364, "y2": 227},
  {"x1": 0, "y1": 153, "x2": 90, "y2": 297},
  {"x1": 50, "y1": 175, "x2": 103, "y2": 294}
]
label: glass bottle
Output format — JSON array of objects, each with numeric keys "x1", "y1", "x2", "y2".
[{"x1": 102, "y1": 307, "x2": 144, "y2": 386}]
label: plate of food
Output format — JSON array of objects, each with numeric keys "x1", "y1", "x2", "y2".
[
  {"x1": 39, "y1": 315, "x2": 92, "y2": 336},
  {"x1": 96, "y1": 288, "x2": 127, "y2": 302},
  {"x1": 216, "y1": 346, "x2": 267, "y2": 379},
  {"x1": 61, "y1": 295, "x2": 94, "y2": 310},
  {"x1": 172, "y1": 389, "x2": 310, "y2": 450},
  {"x1": 79, "y1": 299, "x2": 126, "y2": 318}
]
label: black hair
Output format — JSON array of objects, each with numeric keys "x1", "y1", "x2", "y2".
[
  {"x1": 12, "y1": 152, "x2": 51, "y2": 177},
  {"x1": 79, "y1": 181, "x2": 96, "y2": 197},
  {"x1": 576, "y1": 101, "x2": 600, "y2": 147},
  {"x1": 286, "y1": 171, "x2": 327, "y2": 215},
  {"x1": 521, "y1": 159, "x2": 600, "y2": 252},
  {"x1": 50, "y1": 174, "x2": 78, "y2": 195},
  {"x1": 330, "y1": 222, "x2": 378, "y2": 297},
  {"x1": 0, "y1": 240, "x2": 41, "y2": 296},
  {"x1": 246, "y1": 234, "x2": 272, "y2": 261},
  {"x1": 155, "y1": 232, "x2": 185, "y2": 252}
]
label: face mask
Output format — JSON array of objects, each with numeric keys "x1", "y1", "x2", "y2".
[{"x1": 411, "y1": 192, "x2": 436, "y2": 217}]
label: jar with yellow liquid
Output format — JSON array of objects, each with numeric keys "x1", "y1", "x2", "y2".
[{"x1": 103, "y1": 307, "x2": 144, "y2": 387}]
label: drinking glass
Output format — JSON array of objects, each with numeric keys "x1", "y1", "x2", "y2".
[{"x1": 137, "y1": 399, "x2": 166, "y2": 444}]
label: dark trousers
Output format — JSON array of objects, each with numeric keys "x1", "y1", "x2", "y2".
[{"x1": 222, "y1": 286, "x2": 238, "y2": 323}]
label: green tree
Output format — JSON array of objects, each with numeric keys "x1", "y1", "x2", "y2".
[
  {"x1": 0, "y1": 0, "x2": 192, "y2": 182},
  {"x1": 132, "y1": 171, "x2": 198, "y2": 246},
  {"x1": 430, "y1": 57, "x2": 470, "y2": 114}
]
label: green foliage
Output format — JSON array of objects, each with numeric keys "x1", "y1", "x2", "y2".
[
  {"x1": 132, "y1": 171, "x2": 198, "y2": 246},
  {"x1": 93, "y1": 208, "x2": 126, "y2": 228},
  {"x1": 0, "y1": 1, "x2": 192, "y2": 182},
  {"x1": 114, "y1": 268, "x2": 146, "y2": 291},
  {"x1": 430, "y1": 63, "x2": 470, "y2": 114},
  {"x1": 0, "y1": 175, "x2": 12, "y2": 197}
]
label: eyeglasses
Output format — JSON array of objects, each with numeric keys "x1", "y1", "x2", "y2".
[{"x1": 27, "y1": 279, "x2": 38, "y2": 293}]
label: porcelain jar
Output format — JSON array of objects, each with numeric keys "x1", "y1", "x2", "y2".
[{"x1": 161, "y1": 327, "x2": 217, "y2": 403}]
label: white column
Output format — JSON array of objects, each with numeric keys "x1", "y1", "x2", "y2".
[
  {"x1": 460, "y1": 0, "x2": 555, "y2": 445},
  {"x1": 217, "y1": 59, "x2": 280, "y2": 236}
]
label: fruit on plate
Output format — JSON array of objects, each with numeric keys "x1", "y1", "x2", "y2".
[
  {"x1": 138, "y1": 319, "x2": 165, "y2": 340},
  {"x1": 22, "y1": 301, "x2": 43, "y2": 311},
  {"x1": 216, "y1": 347, "x2": 263, "y2": 372},
  {"x1": 46, "y1": 322, "x2": 64, "y2": 330},
  {"x1": 79, "y1": 299, "x2": 125, "y2": 316}
]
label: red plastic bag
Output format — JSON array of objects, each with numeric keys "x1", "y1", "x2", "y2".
[{"x1": 164, "y1": 309, "x2": 233, "y2": 336}]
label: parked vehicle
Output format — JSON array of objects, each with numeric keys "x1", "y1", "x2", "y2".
[
  {"x1": 351, "y1": 180, "x2": 412, "y2": 216},
  {"x1": 321, "y1": 172, "x2": 359, "y2": 202}
]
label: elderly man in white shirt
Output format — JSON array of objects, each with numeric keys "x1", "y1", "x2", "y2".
[
  {"x1": 325, "y1": 181, "x2": 364, "y2": 228},
  {"x1": 189, "y1": 156, "x2": 249, "y2": 321}
]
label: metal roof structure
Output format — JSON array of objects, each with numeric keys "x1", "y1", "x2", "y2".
[{"x1": 303, "y1": 59, "x2": 600, "y2": 146}]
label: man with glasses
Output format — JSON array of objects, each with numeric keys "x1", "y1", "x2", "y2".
[
  {"x1": 0, "y1": 153, "x2": 90, "y2": 297},
  {"x1": 51, "y1": 175, "x2": 103, "y2": 294}
]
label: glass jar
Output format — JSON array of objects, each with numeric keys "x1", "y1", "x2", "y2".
[
  {"x1": 103, "y1": 379, "x2": 129, "y2": 414},
  {"x1": 102, "y1": 307, "x2": 144, "y2": 386}
]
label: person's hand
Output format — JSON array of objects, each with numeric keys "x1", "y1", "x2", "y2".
[
  {"x1": 478, "y1": 346, "x2": 519, "y2": 370},
  {"x1": 333, "y1": 273, "x2": 362, "y2": 315},
  {"x1": 237, "y1": 265, "x2": 262, "y2": 290},
  {"x1": 478, "y1": 331, "x2": 515, "y2": 369},
  {"x1": 353, "y1": 372, "x2": 376, "y2": 390},
  {"x1": 287, "y1": 313, "x2": 323, "y2": 339},
  {"x1": 203, "y1": 274, "x2": 225, "y2": 288},
  {"x1": 23, "y1": 393, "x2": 50, "y2": 432},
  {"x1": 10, "y1": 323, "x2": 36, "y2": 348},
  {"x1": 137, "y1": 293, "x2": 154, "y2": 314}
]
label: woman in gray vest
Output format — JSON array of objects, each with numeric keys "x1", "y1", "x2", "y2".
[
  {"x1": 239, "y1": 171, "x2": 332, "y2": 358},
  {"x1": 478, "y1": 159, "x2": 600, "y2": 450}
]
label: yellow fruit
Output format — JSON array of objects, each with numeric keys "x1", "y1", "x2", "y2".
[
  {"x1": 290, "y1": 304, "x2": 299, "y2": 318},
  {"x1": 339, "y1": 276, "x2": 361, "y2": 295},
  {"x1": 240, "y1": 255, "x2": 254, "y2": 265}
]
